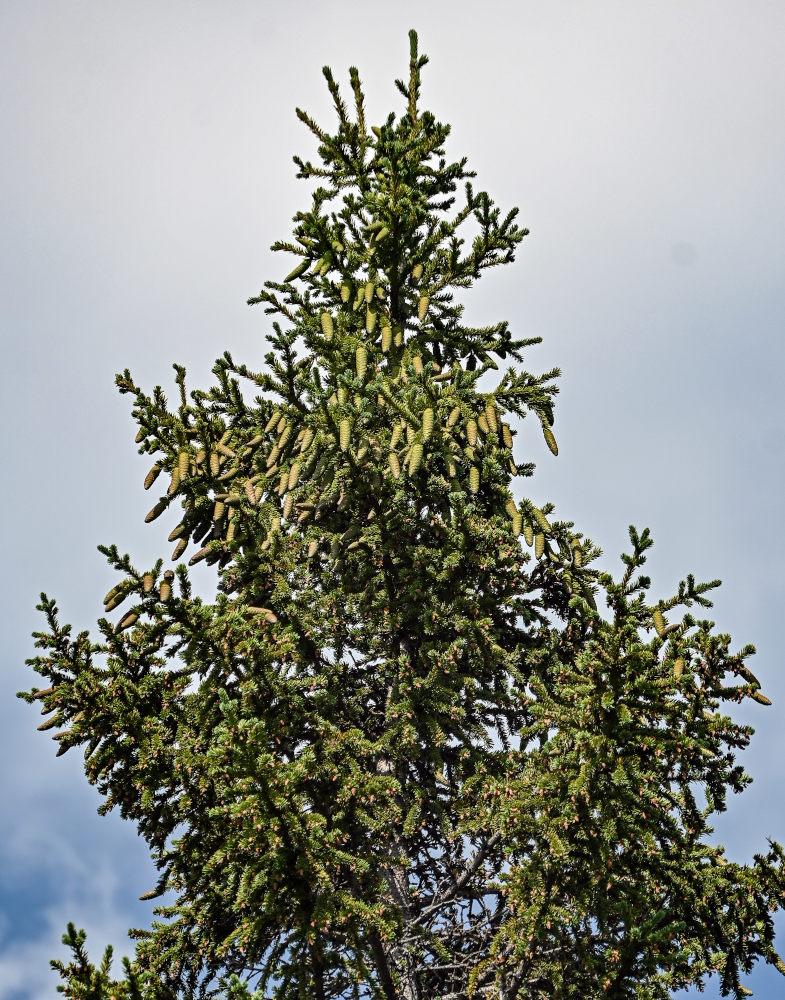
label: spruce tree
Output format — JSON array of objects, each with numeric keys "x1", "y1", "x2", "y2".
[{"x1": 20, "y1": 30, "x2": 785, "y2": 1000}]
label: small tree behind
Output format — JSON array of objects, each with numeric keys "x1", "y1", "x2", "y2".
[{"x1": 20, "y1": 30, "x2": 785, "y2": 1000}]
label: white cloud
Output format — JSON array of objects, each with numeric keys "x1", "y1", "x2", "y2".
[{"x1": 0, "y1": 852, "x2": 142, "y2": 1000}]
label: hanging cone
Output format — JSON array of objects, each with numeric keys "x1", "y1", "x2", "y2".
[
  {"x1": 144, "y1": 464, "x2": 161, "y2": 490},
  {"x1": 299, "y1": 428, "x2": 314, "y2": 453},
  {"x1": 531, "y1": 507, "x2": 551, "y2": 533},
  {"x1": 356, "y1": 345, "x2": 368, "y2": 380},
  {"x1": 248, "y1": 607, "x2": 278, "y2": 623},
  {"x1": 340, "y1": 419, "x2": 350, "y2": 451},
  {"x1": 284, "y1": 260, "x2": 309, "y2": 282},
  {"x1": 117, "y1": 611, "x2": 139, "y2": 633},
  {"x1": 145, "y1": 501, "x2": 167, "y2": 524},
  {"x1": 189, "y1": 546, "x2": 211, "y2": 566},
  {"x1": 168, "y1": 523, "x2": 185, "y2": 542}
]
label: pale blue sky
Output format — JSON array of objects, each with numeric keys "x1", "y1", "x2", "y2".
[{"x1": 2, "y1": 2, "x2": 784, "y2": 997}]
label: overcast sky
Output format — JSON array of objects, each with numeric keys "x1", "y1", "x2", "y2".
[{"x1": 2, "y1": 2, "x2": 785, "y2": 997}]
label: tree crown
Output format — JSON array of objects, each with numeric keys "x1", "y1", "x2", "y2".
[{"x1": 19, "y1": 29, "x2": 785, "y2": 1000}]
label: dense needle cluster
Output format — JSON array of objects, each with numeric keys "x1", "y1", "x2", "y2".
[{"x1": 20, "y1": 30, "x2": 785, "y2": 1000}]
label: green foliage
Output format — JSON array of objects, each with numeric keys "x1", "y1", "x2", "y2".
[{"x1": 20, "y1": 29, "x2": 785, "y2": 1000}]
